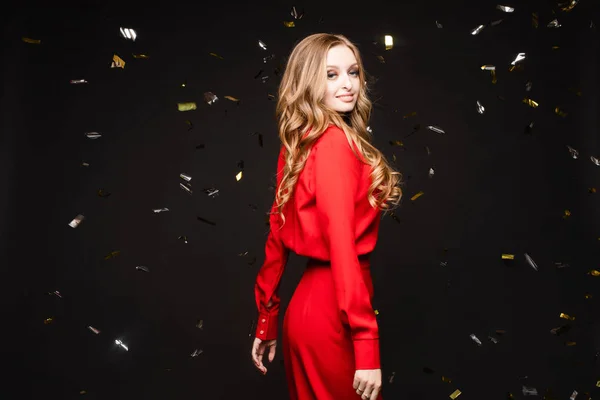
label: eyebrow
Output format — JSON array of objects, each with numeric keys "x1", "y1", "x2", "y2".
[{"x1": 326, "y1": 63, "x2": 358, "y2": 69}]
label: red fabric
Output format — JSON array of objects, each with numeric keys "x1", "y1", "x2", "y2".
[{"x1": 254, "y1": 124, "x2": 383, "y2": 395}]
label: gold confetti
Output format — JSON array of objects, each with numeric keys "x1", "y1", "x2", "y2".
[
  {"x1": 111, "y1": 54, "x2": 125, "y2": 68},
  {"x1": 559, "y1": 312, "x2": 575, "y2": 320},
  {"x1": 374, "y1": 309, "x2": 379, "y2": 315},
  {"x1": 132, "y1": 53, "x2": 149, "y2": 59},
  {"x1": 384, "y1": 35, "x2": 393, "y2": 50},
  {"x1": 389, "y1": 140, "x2": 404, "y2": 147},
  {"x1": 209, "y1": 52, "x2": 224, "y2": 59},
  {"x1": 283, "y1": 21, "x2": 295, "y2": 27},
  {"x1": 177, "y1": 102, "x2": 197, "y2": 112},
  {"x1": 563, "y1": 209, "x2": 571, "y2": 218},
  {"x1": 589, "y1": 188, "x2": 596, "y2": 194},
  {"x1": 235, "y1": 171, "x2": 243, "y2": 181},
  {"x1": 22, "y1": 37, "x2": 41, "y2": 44},
  {"x1": 502, "y1": 254, "x2": 515, "y2": 260},
  {"x1": 80, "y1": 390, "x2": 87, "y2": 395},
  {"x1": 596, "y1": 380, "x2": 600, "y2": 387},
  {"x1": 588, "y1": 270, "x2": 600, "y2": 276},
  {"x1": 376, "y1": 55, "x2": 385, "y2": 63},
  {"x1": 224, "y1": 95, "x2": 240, "y2": 102},
  {"x1": 442, "y1": 376, "x2": 452, "y2": 383},
  {"x1": 560, "y1": 0, "x2": 579, "y2": 12},
  {"x1": 410, "y1": 191, "x2": 424, "y2": 201},
  {"x1": 532, "y1": 12, "x2": 539, "y2": 28},
  {"x1": 104, "y1": 250, "x2": 121, "y2": 260},
  {"x1": 523, "y1": 98, "x2": 539, "y2": 108},
  {"x1": 584, "y1": 293, "x2": 593, "y2": 299},
  {"x1": 449, "y1": 389, "x2": 462, "y2": 399},
  {"x1": 565, "y1": 341, "x2": 577, "y2": 346},
  {"x1": 555, "y1": 107, "x2": 568, "y2": 117},
  {"x1": 44, "y1": 317, "x2": 54, "y2": 324},
  {"x1": 403, "y1": 111, "x2": 417, "y2": 119}
]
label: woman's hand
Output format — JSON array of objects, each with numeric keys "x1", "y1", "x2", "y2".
[
  {"x1": 353, "y1": 369, "x2": 382, "y2": 400},
  {"x1": 251, "y1": 337, "x2": 277, "y2": 375}
]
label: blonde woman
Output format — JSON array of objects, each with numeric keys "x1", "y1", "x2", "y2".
[{"x1": 251, "y1": 33, "x2": 402, "y2": 400}]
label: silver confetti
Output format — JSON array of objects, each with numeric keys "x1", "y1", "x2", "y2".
[
  {"x1": 196, "y1": 319, "x2": 204, "y2": 329},
  {"x1": 427, "y1": 125, "x2": 445, "y2": 134},
  {"x1": 547, "y1": 19, "x2": 561, "y2": 28},
  {"x1": 180, "y1": 183, "x2": 193, "y2": 195},
  {"x1": 68, "y1": 214, "x2": 85, "y2": 228},
  {"x1": 290, "y1": 6, "x2": 303, "y2": 19},
  {"x1": 488, "y1": 336, "x2": 499, "y2": 344},
  {"x1": 49, "y1": 290, "x2": 63, "y2": 298},
  {"x1": 204, "y1": 92, "x2": 218, "y2": 105},
  {"x1": 590, "y1": 156, "x2": 600, "y2": 166},
  {"x1": 119, "y1": 27, "x2": 137, "y2": 41},
  {"x1": 180, "y1": 173, "x2": 192, "y2": 182},
  {"x1": 70, "y1": 79, "x2": 87, "y2": 84},
  {"x1": 525, "y1": 81, "x2": 532, "y2": 91},
  {"x1": 481, "y1": 65, "x2": 496, "y2": 70},
  {"x1": 203, "y1": 187, "x2": 219, "y2": 198},
  {"x1": 435, "y1": 20, "x2": 443, "y2": 28},
  {"x1": 469, "y1": 333, "x2": 482, "y2": 346},
  {"x1": 524, "y1": 253, "x2": 539, "y2": 271},
  {"x1": 567, "y1": 145, "x2": 579, "y2": 159},
  {"x1": 476, "y1": 100, "x2": 485, "y2": 114},
  {"x1": 136, "y1": 266, "x2": 150, "y2": 272},
  {"x1": 522, "y1": 386, "x2": 538, "y2": 396},
  {"x1": 511, "y1": 52, "x2": 526, "y2": 65},
  {"x1": 471, "y1": 24, "x2": 485, "y2": 35},
  {"x1": 82, "y1": 162, "x2": 90, "y2": 167},
  {"x1": 555, "y1": 262, "x2": 570, "y2": 269},
  {"x1": 490, "y1": 19, "x2": 503, "y2": 26},
  {"x1": 191, "y1": 349, "x2": 203, "y2": 357},
  {"x1": 428, "y1": 168, "x2": 435, "y2": 178},
  {"x1": 258, "y1": 40, "x2": 267, "y2": 50},
  {"x1": 389, "y1": 371, "x2": 395, "y2": 383},
  {"x1": 115, "y1": 339, "x2": 129, "y2": 351},
  {"x1": 88, "y1": 326, "x2": 100, "y2": 334},
  {"x1": 263, "y1": 54, "x2": 275, "y2": 63},
  {"x1": 570, "y1": 390, "x2": 578, "y2": 400},
  {"x1": 366, "y1": 126, "x2": 372, "y2": 133},
  {"x1": 496, "y1": 5, "x2": 514, "y2": 12},
  {"x1": 85, "y1": 132, "x2": 102, "y2": 139},
  {"x1": 261, "y1": 76, "x2": 269, "y2": 83},
  {"x1": 152, "y1": 208, "x2": 170, "y2": 213}
]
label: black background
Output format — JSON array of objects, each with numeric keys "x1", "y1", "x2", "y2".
[{"x1": 1, "y1": 0, "x2": 599, "y2": 399}]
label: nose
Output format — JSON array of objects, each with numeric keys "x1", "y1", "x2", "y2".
[{"x1": 342, "y1": 73, "x2": 353, "y2": 90}]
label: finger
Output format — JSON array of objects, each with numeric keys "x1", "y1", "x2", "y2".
[
  {"x1": 268, "y1": 344, "x2": 276, "y2": 362},
  {"x1": 353, "y1": 375, "x2": 359, "y2": 390},
  {"x1": 370, "y1": 387, "x2": 380, "y2": 400}
]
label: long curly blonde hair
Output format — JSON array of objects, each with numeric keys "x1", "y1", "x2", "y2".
[{"x1": 274, "y1": 33, "x2": 403, "y2": 227}]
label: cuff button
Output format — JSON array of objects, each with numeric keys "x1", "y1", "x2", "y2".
[
  {"x1": 259, "y1": 330, "x2": 264, "y2": 334},
  {"x1": 261, "y1": 319, "x2": 266, "y2": 323}
]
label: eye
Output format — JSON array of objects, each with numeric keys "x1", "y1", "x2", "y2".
[
  {"x1": 350, "y1": 70, "x2": 359, "y2": 76},
  {"x1": 327, "y1": 72, "x2": 337, "y2": 79}
]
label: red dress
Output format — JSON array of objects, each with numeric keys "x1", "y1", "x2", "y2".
[{"x1": 254, "y1": 124, "x2": 384, "y2": 400}]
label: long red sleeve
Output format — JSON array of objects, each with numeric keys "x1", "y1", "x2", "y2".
[
  {"x1": 314, "y1": 128, "x2": 380, "y2": 370},
  {"x1": 254, "y1": 145, "x2": 290, "y2": 341}
]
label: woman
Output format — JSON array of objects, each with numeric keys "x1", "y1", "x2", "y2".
[{"x1": 251, "y1": 33, "x2": 403, "y2": 400}]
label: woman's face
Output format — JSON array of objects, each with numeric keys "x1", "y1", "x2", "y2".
[{"x1": 323, "y1": 45, "x2": 360, "y2": 113}]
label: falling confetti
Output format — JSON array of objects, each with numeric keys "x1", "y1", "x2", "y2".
[
  {"x1": 209, "y1": 52, "x2": 224, "y2": 59},
  {"x1": 476, "y1": 101, "x2": 485, "y2": 114},
  {"x1": 177, "y1": 102, "x2": 197, "y2": 112},
  {"x1": 471, "y1": 25, "x2": 485, "y2": 35},
  {"x1": 111, "y1": 54, "x2": 125, "y2": 68},
  {"x1": 132, "y1": 54, "x2": 150, "y2": 59},
  {"x1": 524, "y1": 253, "x2": 539, "y2": 271},
  {"x1": 410, "y1": 191, "x2": 424, "y2": 201},
  {"x1": 384, "y1": 35, "x2": 393, "y2": 50},
  {"x1": 523, "y1": 386, "x2": 538, "y2": 396},
  {"x1": 449, "y1": 389, "x2": 462, "y2": 399},
  {"x1": 560, "y1": 312, "x2": 575, "y2": 321},
  {"x1": 22, "y1": 37, "x2": 41, "y2": 44},
  {"x1": 497, "y1": 5, "x2": 514, "y2": 12},
  {"x1": 44, "y1": 317, "x2": 54, "y2": 324},
  {"x1": 104, "y1": 251, "x2": 121, "y2": 260},
  {"x1": 204, "y1": 92, "x2": 218, "y2": 105},
  {"x1": 567, "y1": 145, "x2": 579, "y2": 159},
  {"x1": 547, "y1": 19, "x2": 561, "y2": 28},
  {"x1": 258, "y1": 40, "x2": 267, "y2": 50},
  {"x1": 511, "y1": 52, "x2": 526, "y2": 65},
  {"x1": 70, "y1": 79, "x2": 87, "y2": 84},
  {"x1": 115, "y1": 339, "x2": 129, "y2": 351},
  {"x1": 68, "y1": 214, "x2": 85, "y2": 228},
  {"x1": 224, "y1": 95, "x2": 240, "y2": 102},
  {"x1": 119, "y1": 27, "x2": 137, "y2": 41},
  {"x1": 152, "y1": 208, "x2": 170, "y2": 213},
  {"x1": 283, "y1": 21, "x2": 295, "y2": 28},
  {"x1": 501, "y1": 253, "x2": 515, "y2": 260},
  {"x1": 85, "y1": 132, "x2": 102, "y2": 139},
  {"x1": 180, "y1": 173, "x2": 192, "y2": 182},
  {"x1": 469, "y1": 333, "x2": 482, "y2": 346},
  {"x1": 136, "y1": 266, "x2": 150, "y2": 272},
  {"x1": 522, "y1": 98, "x2": 539, "y2": 108},
  {"x1": 88, "y1": 326, "x2": 100, "y2": 334},
  {"x1": 426, "y1": 125, "x2": 445, "y2": 134}
]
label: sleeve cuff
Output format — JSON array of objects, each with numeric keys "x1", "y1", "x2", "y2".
[
  {"x1": 353, "y1": 338, "x2": 381, "y2": 370},
  {"x1": 255, "y1": 311, "x2": 278, "y2": 341}
]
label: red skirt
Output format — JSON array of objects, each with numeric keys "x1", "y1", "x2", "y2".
[{"x1": 282, "y1": 256, "x2": 384, "y2": 400}]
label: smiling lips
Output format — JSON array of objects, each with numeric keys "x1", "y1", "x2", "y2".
[{"x1": 336, "y1": 94, "x2": 354, "y2": 102}]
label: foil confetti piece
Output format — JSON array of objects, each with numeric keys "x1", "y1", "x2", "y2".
[
  {"x1": 588, "y1": 270, "x2": 600, "y2": 276},
  {"x1": 85, "y1": 132, "x2": 102, "y2": 139},
  {"x1": 115, "y1": 339, "x2": 128, "y2": 351},
  {"x1": 178, "y1": 235, "x2": 188, "y2": 244},
  {"x1": 224, "y1": 95, "x2": 240, "y2": 102},
  {"x1": 22, "y1": 37, "x2": 41, "y2": 44},
  {"x1": 511, "y1": 53, "x2": 526, "y2": 65},
  {"x1": 180, "y1": 182, "x2": 192, "y2": 195},
  {"x1": 470, "y1": 333, "x2": 482, "y2": 346},
  {"x1": 82, "y1": 162, "x2": 90, "y2": 167},
  {"x1": 132, "y1": 54, "x2": 149, "y2": 59},
  {"x1": 70, "y1": 79, "x2": 87, "y2": 84},
  {"x1": 502, "y1": 254, "x2": 515, "y2": 260},
  {"x1": 258, "y1": 40, "x2": 267, "y2": 50},
  {"x1": 97, "y1": 189, "x2": 111, "y2": 197},
  {"x1": 44, "y1": 317, "x2": 54, "y2": 324},
  {"x1": 436, "y1": 21, "x2": 443, "y2": 28},
  {"x1": 68, "y1": 214, "x2": 85, "y2": 228},
  {"x1": 567, "y1": 145, "x2": 579, "y2": 159},
  {"x1": 152, "y1": 208, "x2": 169, "y2": 213},
  {"x1": 471, "y1": 25, "x2": 485, "y2": 35},
  {"x1": 550, "y1": 325, "x2": 570, "y2": 335},
  {"x1": 236, "y1": 171, "x2": 243, "y2": 181},
  {"x1": 560, "y1": 0, "x2": 579, "y2": 12},
  {"x1": 524, "y1": 122, "x2": 535, "y2": 135},
  {"x1": 523, "y1": 98, "x2": 539, "y2": 108},
  {"x1": 204, "y1": 92, "x2": 218, "y2": 105},
  {"x1": 547, "y1": 19, "x2": 561, "y2": 28},
  {"x1": 426, "y1": 125, "x2": 445, "y2": 134},
  {"x1": 481, "y1": 65, "x2": 495, "y2": 70},
  {"x1": 290, "y1": 6, "x2": 304, "y2": 19},
  {"x1": 136, "y1": 266, "x2": 149, "y2": 272},
  {"x1": 532, "y1": 13, "x2": 539, "y2": 28},
  {"x1": 196, "y1": 319, "x2": 203, "y2": 329},
  {"x1": 88, "y1": 326, "x2": 100, "y2": 334},
  {"x1": 497, "y1": 5, "x2": 514, "y2": 12},
  {"x1": 384, "y1": 35, "x2": 393, "y2": 50},
  {"x1": 563, "y1": 210, "x2": 571, "y2": 218},
  {"x1": 203, "y1": 187, "x2": 219, "y2": 197},
  {"x1": 209, "y1": 52, "x2": 223, "y2": 59},
  {"x1": 403, "y1": 111, "x2": 417, "y2": 119},
  {"x1": 442, "y1": 376, "x2": 452, "y2": 383},
  {"x1": 111, "y1": 54, "x2": 125, "y2": 69},
  {"x1": 119, "y1": 27, "x2": 137, "y2": 41},
  {"x1": 570, "y1": 390, "x2": 578, "y2": 400},
  {"x1": 560, "y1": 312, "x2": 575, "y2": 320},
  {"x1": 524, "y1": 253, "x2": 539, "y2": 271},
  {"x1": 263, "y1": 54, "x2": 275, "y2": 63},
  {"x1": 389, "y1": 371, "x2": 395, "y2": 383},
  {"x1": 525, "y1": 81, "x2": 532, "y2": 91},
  {"x1": 104, "y1": 251, "x2": 121, "y2": 260},
  {"x1": 428, "y1": 168, "x2": 434, "y2": 178},
  {"x1": 449, "y1": 389, "x2": 461, "y2": 399},
  {"x1": 410, "y1": 191, "x2": 424, "y2": 201},
  {"x1": 178, "y1": 102, "x2": 197, "y2": 112},
  {"x1": 555, "y1": 107, "x2": 568, "y2": 117},
  {"x1": 476, "y1": 101, "x2": 485, "y2": 114},
  {"x1": 191, "y1": 349, "x2": 203, "y2": 357},
  {"x1": 283, "y1": 21, "x2": 295, "y2": 28},
  {"x1": 523, "y1": 386, "x2": 538, "y2": 396},
  {"x1": 180, "y1": 173, "x2": 192, "y2": 182},
  {"x1": 48, "y1": 290, "x2": 62, "y2": 298},
  {"x1": 591, "y1": 156, "x2": 600, "y2": 166}
]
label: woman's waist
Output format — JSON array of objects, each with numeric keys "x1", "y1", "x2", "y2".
[{"x1": 306, "y1": 253, "x2": 371, "y2": 269}]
